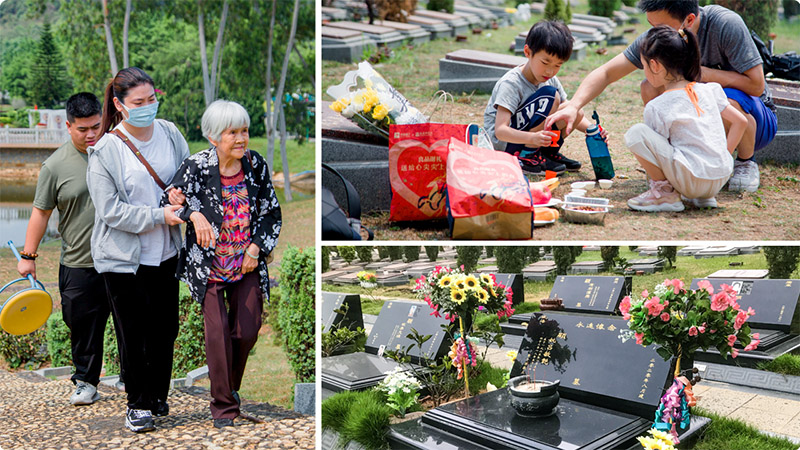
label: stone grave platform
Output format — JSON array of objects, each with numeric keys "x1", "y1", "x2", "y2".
[
  {"x1": 325, "y1": 21, "x2": 407, "y2": 49},
  {"x1": 677, "y1": 245, "x2": 706, "y2": 256},
  {"x1": 321, "y1": 6, "x2": 347, "y2": 20},
  {"x1": 628, "y1": 258, "x2": 665, "y2": 274},
  {"x1": 322, "y1": 100, "x2": 391, "y2": 213},
  {"x1": 439, "y1": 49, "x2": 527, "y2": 93},
  {"x1": 453, "y1": 3, "x2": 497, "y2": 27},
  {"x1": 568, "y1": 24, "x2": 605, "y2": 44},
  {"x1": 364, "y1": 260, "x2": 393, "y2": 271},
  {"x1": 707, "y1": 269, "x2": 769, "y2": 279},
  {"x1": 406, "y1": 14, "x2": 453, "y2": 40},
  {"x1": 412, "y1": 10, "x2": 469, "y2": 37},
  {"x1": 321, "y1": 26, "x2": 375, "y2": 63},
  {"x1": 757, "y1": 80, "x2": 800, "y2": 165},
  {"x1": 569, "y1": 260, "x2": 605, "y2": 274},
  {"x1": 523, "y1": 260, "x2": 556, "y2": 281},
  {"x1": 694, "y1": 246, "x2": 740, "y2": 258},
  {"x1": 570, "y1": 18, "x2": 613, "y2": 35},
  {"x1": 370, "y1": 20, "x2": 431, "y2": 45},
  {"x1": 691, "y1": 278, "x2": 800, "y2": 368},
  {"x1": 504, "y1": 275, "x2": 630, "y2": 336},
  {"x1": 636, "y1": 246, "x2": 660, "y2": 256},
  {"x1": 389, "y1": 311, "x2": 709, "y2": 449},
  {"x1": 376, "y1": 272, "x2": 410, "y2": 286},
  {"x1": 321, "y1": 299, "x2": 451, "y2": 392},
  {"x1": 514, "y1": 32, "x2": 587, "y2": 60},
  {"x1": 321, "y1": 291, "x2": 364, "y2": 333}
]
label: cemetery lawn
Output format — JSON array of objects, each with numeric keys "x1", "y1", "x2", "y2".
[
  {"x1": 188, "y1": 137, "x2": 315, "y2": 175},
  {"x1": 322, "y1": 4, "x2": 800, "y2": 241},
  {"x1": 693, "y1": 408, "x2": 798, "y2": 450}
]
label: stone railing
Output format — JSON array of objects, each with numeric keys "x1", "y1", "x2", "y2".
[{"x1": 0, "y1": 128, "x2": 69, "y2": 144}]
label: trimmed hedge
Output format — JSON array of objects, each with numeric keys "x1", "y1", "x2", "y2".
[
  {"x1": 322, "y1": 246, "x2": 331, "y2": 273},
  {"x1": 278, "y1": 246, "x2": 316, "y2": 383},
  {"x1": 337, "y1": 246, "x2": 356, "y2": 263},
  {"x1": 404, "y1": 246, "x2": 420, "y2": 262},
  {"x1": 356, "y1": 246, "x2": 373, "y2": 263},
  {"x1": 456, "y1": 247, "x2": 483, "y2": 273},
  {"x1": 764, "y1": 247, "x2": 800, "y2": 279},
  {"x1": 496, "y1": 247, "x2": 527, "y2": 274},
  {"x1": 46, "y1": 311, "x2": 71, "y2": 369},
  {"x1": 172, "y1": 288, "x2": 206, "y2": 378},
  {"x1": 425, "y1": 246, "x2": 440, "y2": 262}
]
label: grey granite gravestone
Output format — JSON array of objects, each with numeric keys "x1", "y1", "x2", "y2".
[
  {"x1": 321, "y1": 100, "x2": 391, "y2": 213},
  {"x1": 628, "y1": 258, "x2": 665, "y2": 274},
  {"x1": 637, "y1": 246, "x2": 660, "y2": 256},
  {"x1": 690, "y1": 278, "x2": 800, "y2": 367},
  {"x1": 321, "y1": 26, "x2": 376, "y2": 63},
  {"x1": 321, "y1": 291, "x2": 364, "y2": 333},
  {"x1": 569, "y1": 261, "x2": 605, "y2": 274},
  {"x1": 388, "y1": 311, "x2": 709, "y2": 449},
  {"x1": 733, "y1": 245, "x2": 761, "y2": 255},
  {"x1": 677, "y1": 246, "x2": 706, "y2": 256},
  {"x1": 325, "y1": 21, "x2": 407, "y2": 49},
  {"x1": 321, "y1": 269, "x2": 352, "y2": 283},
  {"x1": 370, "y1": 20, "x2": 431, "y2": 46},
  {"x1": 492, "y1": 273, "x2": 525, "y2": 306},
  {"x1": 570, "y1": 18, "x2": 613, "y2": 36},
  {"x1": 572, "y1": 13, "x2": 616, "y2": 28},
  {"x1": 707, "y1": 269, "x2": 769, "y2": 279},
  {"x1": 321, "y1": 299, "x2": 451, "y2": 391},
  {"x1": 523, "y1": 260, "x2": 556, "y2": 281},
  {"x1": 694, "y1": 246, "x2": 739, "y2": 258},
  {"x1": 321, "y1": 6, "x2": 347, "y2": 20},
  {"x1": 451, "y1": 9, "x2": 482, "y2": 27},
  {"x1": 439, "y1": 49, "x2": 527, "y2": 94},
  {"x1": 413, "y1": 10, "x2": 469, "y2": 37},
  {"x1": 364, "y1": 260, "x2": 393, "y2": 271},
  {"x1": 477, "y1": 265, "x2": 498, "y2": 273},
  {"x1": 407, "y1": 14, "x2": 453, "y2": 40},
  {"x1": 514, "y1": 32, "x2": 587, "y2": 60},
  {"x1": 756, "y1": 80, "x2": 800, "y2": 165},
  {"x1": 568, "y1": 24, "x2": 605, "y2": 44},
  {"x1": 454, "y1": 4, "x2": 497, "y2": 27},
  {"x1": 376, "y1": 272, "x2": 410, "y2": 286}
]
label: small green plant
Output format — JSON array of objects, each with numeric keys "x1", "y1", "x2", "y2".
[
  {"x1": 427, "y1": 0, "x2": 454, "y2": 13},
  {"x1": 46, "y1": 311, "x2": 71, "y2": 368},
  {"x1": 484, "y1": 246, "x2": 494, "y2": 258},
  {"x1": 763, "y1": 247, "x2": 800, "y2": 279},
  {"x1": 544, "y1": 0, "x2": 570, "y2": 22},
  {"x1": 613, "y1": 256, "x2": 633, "y2": 274},
  {"x1": 758, "y1": 354, "x2": 800, "y2": 376},
  {"x1": 338, "y1": 392, "x2": 392, "y2": 449},
  {"x1": 0, "y1": 327, "x2": 47, "y2": 369},
  {"x1": 172, "y1": 291, "x2": 206, "y2": 378},
  {"x1": 553, "y1": 246, "x2": 579, "y2": 275},
  {"x1": 600, "y1": 246, "x2": 620, "y2": 271},
  {"x1": 322, "y1": 246, "x2": 331, "y2": 273},
  {"x1": 377, "y1": 246, "x2": 390, "y2": 260},
  {"x1": 321, "y1": 326, "x2": 366, "y2": 357},
  {"x1": 588, "y1": 0, "x2": 621, "y2": 18},
  {"x1": 425, "y1": 245, "x2": 440, "y2": 261},
  {"x1": 337, "y1": 246, "x2": 356, "y2": 263},
  {"x1": 376, "y1": 367, "x2": 422, "y2": 417},
  {"x1": 278, "y1": 246, "x2": 315, "y2": 383},
  {"x1": 356, "y1": 246, "x2": 373, "y2": 263},
  {"x1": 404, "y1": 245, "x2": 420, "y2": 262},
  {"x1": 658, "y1": 246, "x2": 678, "y2": 269},
  {"x1": 103, "y1": 318, "x2": 120, "y2": 376},
  {"x1": 456, "y1": 246, "x2": 483, "y2": 273},
  {"x1": 527, "y1": 246, "x2": 541, "y2": 264}
]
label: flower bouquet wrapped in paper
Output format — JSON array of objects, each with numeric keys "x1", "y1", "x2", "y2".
[{"x1": 326, "y1": 61, "x2": 427, "y2": 139}]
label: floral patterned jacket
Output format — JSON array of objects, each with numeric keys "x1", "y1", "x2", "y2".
[{"x1": 163, "y1": 147, "x2": 282, "y2": 303}]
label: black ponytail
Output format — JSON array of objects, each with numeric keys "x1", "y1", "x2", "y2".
[{"x1": 640, "y1": 25, "x2": 701, "y2": 82}]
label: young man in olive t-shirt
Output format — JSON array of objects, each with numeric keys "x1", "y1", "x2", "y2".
[{"x1": 17, "y1": 92, "x2": 109, "y2": 406}]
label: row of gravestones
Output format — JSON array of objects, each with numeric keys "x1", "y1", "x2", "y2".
[{"x1": 321, "y1": 275, "x2": 800, "y2": 449}]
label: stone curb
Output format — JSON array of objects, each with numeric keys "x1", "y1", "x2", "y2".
[
  {"x1": 186, "y1": 365, "x2": 210, "y2": 386},
  {"x1": 698, "y1": 362, "x2": 800, "y2": 396},
  {"x1": 33, "y1": 365, "x2": 72, "y2": 378}
]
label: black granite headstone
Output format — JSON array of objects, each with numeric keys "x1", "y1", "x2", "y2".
[
  {"x1": 550, "y1": 275, "x2": 631, "y2": 314},
  {"x1": 492, "y1": 273, "x2": 524, "y2": 306},
  {"x1": 321, "y1": 291, "x2": 364, "y2": 333},
  {"x1": 689, "y1": 278, "x2": 800, "y2": 332},
  {"x1": 365, "y1": 299, "x2": 451, "y2": 361}
]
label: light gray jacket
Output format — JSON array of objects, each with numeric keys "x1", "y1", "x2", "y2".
[{"x1": 86, "y1": 119, "x2": 190, "y2": 274}]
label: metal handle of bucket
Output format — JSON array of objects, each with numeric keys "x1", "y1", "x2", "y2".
[{"x1": 6, "y1": 240, "x2": 43, "y2": 290}]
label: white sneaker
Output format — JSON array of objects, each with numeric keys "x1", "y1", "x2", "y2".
[
  {"x1": 70, "y1": 380, "x2": 100, "y2": 405},
  {"x1": 728, "y1": 159, "x2": 760, "y2": 192},
  {"x1": 681, "y1": 195, "x2": 718, "y2": 209}
]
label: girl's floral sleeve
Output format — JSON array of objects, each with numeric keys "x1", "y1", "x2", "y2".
[{"x1": 251, "y1": 153, "x2": 282, "y2": 256}]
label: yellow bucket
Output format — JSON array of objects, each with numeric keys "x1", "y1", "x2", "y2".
[{"x1": 1, "y1": 242, "x2": 53, "y2": 335}]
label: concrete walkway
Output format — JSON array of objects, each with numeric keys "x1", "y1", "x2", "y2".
[{"x1": 0, "y1": 369, "x2": 314, "y2": 450}]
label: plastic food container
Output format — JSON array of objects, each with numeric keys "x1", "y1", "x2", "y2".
[
  {"x1": 561, "y1": 195, "x2": 610, "y2": 225},
  {"x1": 571, "y1": 181, "x2": 596, "y2": 191},
  {"x1": 598, "y1": 179, "x2": 613, "y2": 189}
]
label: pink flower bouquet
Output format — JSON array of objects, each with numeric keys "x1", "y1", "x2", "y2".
[{"x1": 623, "y1": 278, "x2": 759, "y2": 362}]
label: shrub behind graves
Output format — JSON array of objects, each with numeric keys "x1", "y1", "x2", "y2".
[
  {"x1": 658, "y1": 246, "x2": 678, "y2": 269},
  {"x1": 404, "y1": 246, "x2": 420, "y2": 262},
  {"x1": 553, "y1": 246, "x2": 578, "y2": 275},
  {"x1": 0, "y1": 327, "x2": 47, "y2": 369},
  {"x1": 172, "y1": 289, "x2": 206, "y2": 378},
  {"x1": 764, "y1": 246, "x2": 800, "y2": 279},
  {"x1": 785, "y1": 0, "x2": 800, "y2": 18},
  {"x1": 600, "y1": 246, "x2": 619, "y2": 271},
  {"x1": 46, "y1": 311, "x2": 71, "y2": 368},
  {"x1": 621, "y1": 0, "x2": 637, "y2": 6},
  {"x1": 337, "y1": 246, "x2": 356, "y2": 263},
  {"x1": 278, "y1": 246, "x2": 316, "y2": 383},
  {"x1": 103, "y1": 318, "x2": 120, "y2": 375},
  {"x1": 484, "y1": 246, "x2": 494, "y2": 258},
  {"x1": 427, "y1": 0, "x2": 454, "y2": 13},
  {"x1": 496, "y1": 246, "x2": 527, "y2": 274},
  {"x1": 322, "y1": 246, "x2": 331, "y2": 273},
  {"x1": 544, "y1": 0, "x2": 570, "y2": 22},
  {"x1": 527, "y1": 246, "x2": 541, "y2": 263},
  {"x1": 571, "y1": 246, "x2": 583, "y2": 259},
  {"x1": 425, "y1": 245, "x2": 440, "y2": 261},
  {"x1": 387, "y1": 246, "x2": 404, "y2": 261},
  {"x1": 377, "y1": 246, "x2": 390, "y2": 260},
  {"x1": 356, "y1": 246, "x2": 373, "y2": 263},
  {"x1": 456, "y1": 246, "x2": 483, "y2": 273},
  {"x1": 565, "y1": 0, "x2": 573, "y2": 22},
  {"x1": 588, "y1": 0, "x2": 621, "y2": 17},
  {"x1": 715, "y1": 0, "x2": 779, "y2": 40}
]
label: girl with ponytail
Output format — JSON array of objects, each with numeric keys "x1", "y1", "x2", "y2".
[
  {"x1": 623, "y1": 26, "x2": 748, "y2": 212},
  {"x1": 86, "y1": 67, "x2": 190, "y2": 433}
]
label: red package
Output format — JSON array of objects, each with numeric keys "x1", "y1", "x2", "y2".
[
  {"x1": 389, "y1": 123, "x2": 469, "y2": 221},
  {"x1": 446, "y1": 138, "x2": 533, "y2": 239}
]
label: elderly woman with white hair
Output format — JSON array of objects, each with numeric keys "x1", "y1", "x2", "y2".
[{"x1": 165, "y1": 99, "x2": 281, "y2": 428}]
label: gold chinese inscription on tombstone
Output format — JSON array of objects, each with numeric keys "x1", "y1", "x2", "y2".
[
  {"x1": 639, "y1": 358, "x2": 655, "y2": 399},
  {"x1": 520, "y1": 315, "x2": 558, "y2": 372}
]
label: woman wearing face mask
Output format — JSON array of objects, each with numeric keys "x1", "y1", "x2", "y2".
[{"x1": 86, "y1": 67, "x2": 189, "y2": 433}]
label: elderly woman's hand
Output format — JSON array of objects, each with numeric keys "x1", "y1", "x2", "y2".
[
  {"x1": 190, "y1": 212, "x2": 216, "y2": 248},
  {"x1": 168, "y1": 188, "x2": 186, "y2": 206},
  {"x1": 242, "y1": 243, "x2": 259, "y2": 273}
]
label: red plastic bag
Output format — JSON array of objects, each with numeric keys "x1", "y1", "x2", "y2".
[
  {"x1": 446, "y1": 138, "x2": 533, "y2": 240},
  {"x1": 388, "y1": 123, "x2": 469, "y2": 221}
]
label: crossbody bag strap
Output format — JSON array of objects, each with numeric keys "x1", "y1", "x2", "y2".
[{"x1": 111, "y1": 128, "x2": 167, "y2": 190}]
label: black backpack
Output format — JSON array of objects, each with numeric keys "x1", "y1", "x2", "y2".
[
  {"x1": 321, "y1": 163, "x2": 373, "y2": 241},
  {"x1": 750, "y1": 30, "x2": 773, "y2": 75}
]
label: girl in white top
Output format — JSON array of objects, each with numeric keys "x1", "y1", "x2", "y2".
[{"x1": 624, "y1": 26, "x2": 747, "y2": 212}]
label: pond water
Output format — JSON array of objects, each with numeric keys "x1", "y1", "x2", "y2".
[{"x1": 1, "y1": 182, "x2": 308, "y2": 249}]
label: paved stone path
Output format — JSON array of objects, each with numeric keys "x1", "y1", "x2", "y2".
[{"x1": 0, "y1": 370, "x2": 314, "y2": 450}]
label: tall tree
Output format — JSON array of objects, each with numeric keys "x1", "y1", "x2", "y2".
[
  {"x1": 264, "y1": 0, "x2": 277, "y2": 171},
  {"x1": 29, "y1": 22, "x2": 70, "y2": 108},
  {"x1": 197, "y1": 0, "x2": 229, "y2": 106},
  {"x1": 271, "y1": 0, "x2": 300, "y2": 200},
  {"x1": 101, "y1": 0, "x2": 118, "y2": 74},
  {"x1": 122, "y1": 0, "x2": 132, "y2": 68}
]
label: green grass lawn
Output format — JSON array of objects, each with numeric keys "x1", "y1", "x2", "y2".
[{"x1": 188, "y1": 137, "x2": 315, "y2": 175}]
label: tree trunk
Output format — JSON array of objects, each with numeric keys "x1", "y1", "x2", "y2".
[
  {"x1": 197, "y1": 1, "x2": 211, "y2": 106},
  {"x1": 102, "y1": 0, "x2": 118, "y2": 75},
  {"x1": 123, "y1": 0, "x2": 131, "y2": 68},
  {"x1": 209, "y1": 0, "x2": 229, "y2": 102},
  {"x1": 292, "y1": 43, "x2": 315, "y2": 86},
  {"x1": 271, "y1": 0, "x2": 300, "y2": 157},
  {"x1": 279, "y1": 103, "x2": 292, "y2": 201},
  {"x1": 264, "y1": 0, "x2": 277, "y2": 173}
]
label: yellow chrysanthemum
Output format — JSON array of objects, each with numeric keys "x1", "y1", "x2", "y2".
[
  {"x1": 329, "y1": 98, "x2": 349, "y2": 113},
  {"x1": 451, "y1": 289, "x2": 466, "y2": 305},
  {"x1": 477, "y1": 289, "x2": 489, "y2": 304},
  {"x1": 648, "y1": 430, "x2": 673, "y2": 444},
  {"x1": 372, "y1": 104, "x2": 389, "y2": 121},
  {"x1": 438, "y1": 276, "x2": 453, "y2": 288},
  {"x1": 464, "y1": 275, "x2": 480, "y2": 289},
  {"x1": 506, "y1": 350, "x2": 518, "y2": 362},
  {"x1": 353, "y1": 91, "x2": 365, "y2": 106},
  {"x1": 480, "y1": 274, "x2": 493, "y2": 285}
]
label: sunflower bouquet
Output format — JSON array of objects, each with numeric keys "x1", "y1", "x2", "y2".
[
  {"x1": 356, "y1": 270, "x2": 377, "y2": 288},
  {"x1": 326, "y1": 61, "x2": 426, "y2": 139}
]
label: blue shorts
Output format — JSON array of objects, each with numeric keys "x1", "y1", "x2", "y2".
[
  {"x1": 504, "y1": 86, "x2": 558, "y2": 158},
  {"x1": 723, "y1": 88, "x2": 778, "y2": 151}
]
